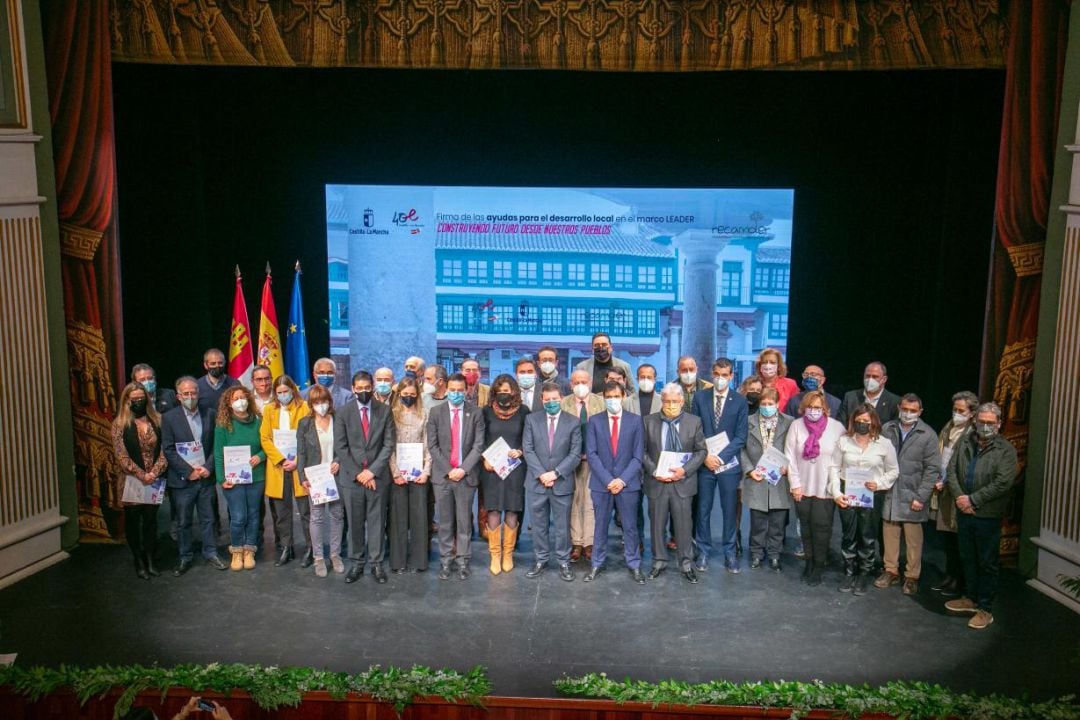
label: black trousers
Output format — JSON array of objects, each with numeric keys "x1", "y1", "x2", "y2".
[
  {"x1": 389, "y1": 481, "x2": 429, "y2": 571},
  {"x1": 124, "y1": 504, "x2": 158, "y2": 561},
  {"x1": 749, "y1": 508, "x2": 787, "y2": 561},
  {"x1": 957, "y1": 514, "x2": 1001, "y2": 611},
  {"x1": 839, "y1": 505, "x2": 877, "y2": 575},
  {"x1": 341, "y1": 482, "x2": 389, "y2": 566},
  {"x1": 795, "y1": 496, "x2": 834, "y2": 568}
]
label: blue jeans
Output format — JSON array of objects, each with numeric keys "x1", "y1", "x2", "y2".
[
  {"x1": 694, "y1": 470, "x2": 741, "y2": 562},
  {"x1": 224, "y1": 482, "x2": 264, "y2": 548},
  {"x1": 957, "y1": 513, "x2": 1001, "y2": 611},
  {"x1": 170, "y1": 481, "x2": 218, "y2": 561}
]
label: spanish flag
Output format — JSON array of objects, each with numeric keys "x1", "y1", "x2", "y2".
[
  {"x1": 228, "y1": 266, "x2": 255, "y2": 388},
  {"x1": 257, "y1": 264, "x2": 285, "y2": 380}
]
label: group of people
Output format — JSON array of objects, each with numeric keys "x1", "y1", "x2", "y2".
[{"x1": 112, "y1": 335, "x2": 1018, "y2": 631}]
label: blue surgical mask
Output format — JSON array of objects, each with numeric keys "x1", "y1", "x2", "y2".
[
  {"x1": 316, "y1": 374, "x2": 335, "y2": 388},
  {"x1": 760, "y1": 405, "x2": 778, "y2": 418},
  {"x1": 277, "y1": 392, "x2": 293, "y2": 405},
  {"x1": 404, "y1": 369, "x2": 418, "y2": 379},
  {"x1": 375, "y1": 381, "x2": 392, "y2": 396},
  {"x1": 544, "y1": 400, "x2": 561, "y2": 416},
  {"x1": 141, "y1": 379, "x2": 157, "y2": 395},
  {"x1": 605, "y1": 398, "x2": 622, "y2": 415},
  {"x1": 447, "y1": 391, "x2": 466, "y2": 407},
  {"x1": 517, "y1": 373, "x2": 536, "y2": 390},
  {"x1": 802, "y1": 376, "x2": 820, "y2": 392}
]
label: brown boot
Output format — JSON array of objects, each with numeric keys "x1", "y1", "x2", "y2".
[
  {"x1": 502, "y1": 525, "x2": 518, "y2": 573},
  {"x1": 570, "y1": 545, "x2": 583, "y2": 562},
  {"x1": 242, "y1": 545, "x2": 256, "y2": 570},
  {"x1": 487, "y1": 524, "x2": 502, "y2": 575},
  {"x1": 229, "y1": 546, "x2": 243, "y2": 572},
  {"x1": 584, "y1": 545, "x2": 593, "y2": 562}
]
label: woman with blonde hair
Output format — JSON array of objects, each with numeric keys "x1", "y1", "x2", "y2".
[
  {"x1": 388, "y1": 376, "x2": 432, "y2": 573},
  {"x1": 112, "y1": 382, "x2": 169, "y2": 579},
  {"x1": 260, "y1": 374, "x2": 312, "y2": 567},
  {"x1": 754, "y1": 348, "x2": 799, "y2": 412},
  {"x1": 214, "y1": 385, "x2": 266, "y2": 571}
]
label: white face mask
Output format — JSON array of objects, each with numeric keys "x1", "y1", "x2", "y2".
[
  {"x1": 899, "y1": 410, "x2": 920, "y2": 425},
  {"x1": 572, "y1": 383, "x2": 590, "y2": 399},
  {"x1": 539, "y1": 361, "x2": 556, "y2": 376},
  {"x1": 230, "y1": 398, "x2": 249, "y2": 413},
  {"x1": 422, "y1": 382, "x2": 437, "y2": 396},
  {"x1": 805, "y1": 408, "x2": 824, "y2": 422},
  {"x1": 679, "y1": 371, "x2": 697, "y2": 386},
  {"x1": 637, "y1": 379, "x2": 655, "y2": 394},
  {"x1": 313, "y1": 402, "x2": 330, "y2": 417},
  {"x1": 864, "y1": 378, "x2": 882, "y2": 394},
  {"x1": 760, "y1": 362, "x2": 778, "y2": 378},
  {"x1": 712, "y1": 375, "x2": 730, "y2": 392},
  {"x1": 952, "y1": 412, "x2": 969, "y2": 426}
]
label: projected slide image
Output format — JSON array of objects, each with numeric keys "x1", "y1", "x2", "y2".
[{"x1": 326, "y1": 185, "x2": 793, "y2": 384}]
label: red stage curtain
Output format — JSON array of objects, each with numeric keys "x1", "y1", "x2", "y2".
[
  {"x1": 43, "y1": 0, "x2": 127, "y2": 541},
  {"x1": 980, "y1": 0, "x2": 1071, "y2": 562}
]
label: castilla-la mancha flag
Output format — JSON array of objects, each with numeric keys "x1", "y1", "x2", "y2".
[
  {"x1": 228, "y1": 267, "x2": 255, "y2": 388},
  {"x1": 257, "y1": 265, "x2": 285, "y2": 380}
]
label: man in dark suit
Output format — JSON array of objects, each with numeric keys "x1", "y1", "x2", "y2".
[
  {"x1": 522, "y1": 381, "x2": 582, "y2": 580},
  {"x1": 196, "y1": 348, "x2": 239, "y2": 415},
  {"x1": 643, "y1": 383, "x2": 707, "y2": 583},
  {"x1": 584, "y1": 381, "x2": 646, "y2": 584},
  {"x1": 516, "y1": 357, "x2": 544, "y2": 412},
  {"x1": 334, "y1": 370, "x2": 396, "y2": 584},
  {"x1": 161, "y1": 376, "x2": 225, "y2": 574},
  {"x1": 426, "y1": 373, "x2": 486, "y2": 580},
  {"x1": 785, "y1": 364, "x2": 842, "y2": 418},
  {"x1": 836, "y1": 361, "x2": 900, "y2": 425},
  {"x1": 132, "y1": 363, "x2": 177, "y2": 414},
  {"x1": 690, "y1": 357, "x2": 749, "y2": 573}
]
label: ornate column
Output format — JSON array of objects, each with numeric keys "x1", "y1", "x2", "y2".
[{"x1": 673, "y1": 230, "x2": 728, "y2": 367}]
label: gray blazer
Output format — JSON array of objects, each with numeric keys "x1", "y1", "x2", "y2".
[
  {"x1": 522, "y1": 410, "x2": 582, "y2": 495},
  {"x1": 334, "y1": 400, "x2": 395, "y2": 489},
  {"x1": 425, "y1": 402, "x2": 485, "y2": 486},
  {"x1": 574, "y1": 356, "x2": 636, "y2": 393},
  {"x1": 740, "y1": 412, "x2": 793, "y2": 511},
  {"x1": 626, "y1": 391, "x2": 662, "y2": 416},
  {"x1": 641, "y1": 413, "x2": 707, "y2": 499},
  {"x1": 881, "y1": 419, "x2": 941, "y2": 522}
]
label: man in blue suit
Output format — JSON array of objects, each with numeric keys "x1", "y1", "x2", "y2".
[
  {"x1": 584, "y1": 381, "x2": 646, "y2": 584},
  {"x1": 690, "y1": 357, "x2": 748, "y2": 573}
]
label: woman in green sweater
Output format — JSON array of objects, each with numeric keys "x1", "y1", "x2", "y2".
[{"x1": 214, "y1": 385, "x2": 267, "y2": 570}]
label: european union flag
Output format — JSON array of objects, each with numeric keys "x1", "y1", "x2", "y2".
[{"x1": 286, "y1": 261, "x2": 310, "y2": 388}]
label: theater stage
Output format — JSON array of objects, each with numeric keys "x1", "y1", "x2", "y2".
[{"x1": 1, "y1": 512, "x2": 1077, "y2": 703}]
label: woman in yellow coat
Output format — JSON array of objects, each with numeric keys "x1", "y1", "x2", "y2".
[{"x1": 260, "y1": 375, "x2": 312, "y2": 567}]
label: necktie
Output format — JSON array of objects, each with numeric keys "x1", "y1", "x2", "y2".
[
  {"x1": 610, "y1": 414, "x2": 620, "y2": 456},
  {"x1": 450, "y1": 408, "x2": 461, "y2": 469},
  {"x1": 361, "y1": 405, "x2": 370, "y2": 440},
  {"x1": 579, "y1": 402, "x2": 587, "y2": 445},
  {"x1": 714, "y1": 393, "x2": 724, "y2": 429},
  {"x1": 666, "y1": 419, "x2": 682, "y2": 452},
  {"x1": 548, "y1": 416, "x2": 556, "y2": 451}
]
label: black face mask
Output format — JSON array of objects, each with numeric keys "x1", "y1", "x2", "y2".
[
  {"x1": 495, "y1": 393, "x2": 514, "y2": 408},
  {"x1": 746, "y1": 392, "x2": 761, "y2": 408},
  {"x1": 400, "y1": 395, "x2": 417, "y2": 408},
  {"x1": 594, "y1": 348, "x2": 611, "y2": 363},
  {"x1": 208, "y1": 366, "x2": 225, "y2": 379},
  {"x1": 355, "y1": 390, "x2": 373, "y2": 405},
  {"x1": 854, "y1": 421, "x2": 872, "y2": 436},
  {"x1": 130, "y1": 399, "x2": 148, "y2": 417}
]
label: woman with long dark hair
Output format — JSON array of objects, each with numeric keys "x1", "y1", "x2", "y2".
[{"x1": 479, "y1": 373, "x2": 529, "y2": 575}]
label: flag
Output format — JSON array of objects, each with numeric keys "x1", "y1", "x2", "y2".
[
  {"x1": 228, "y1": 267, "x2": 255, "y2": 388},
  {"x1": 257, "y1": 264, "x2": 285, "y2": 380},
  {"x1": 286, "y1": 261, "x2": 310, "y2": 389}
]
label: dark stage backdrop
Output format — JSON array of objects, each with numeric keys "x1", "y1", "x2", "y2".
[{"x1": 112, "y1": 66, "x2": 1003, "y2": 430}]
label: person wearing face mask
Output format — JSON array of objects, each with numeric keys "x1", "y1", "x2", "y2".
[
  {"x1": 260, "y1": 375, "x2": 312, "y2": 568},
  {"x1": 739, "y1": 376, "x2": 764, "y2": 415},
  {"x1": 302, "y1": 357, "x2": 354, "y2": 410},
  {"x1": 740, "y1": 388, "x2": 793, "y2": 572},
  {"x1": 674, "y1": 356, "x2": 713, "y2": 407},
  {"x1": 944, "y1": 402, "x2": 1017, "y2": 630},
  {"x1": 112, "y1": 382, "x2": 170, "y2": 579},
  {"x1": 576, "y1": 332, "x2": 635, "y2": 394},
  {"x1": 642, "y1": 384, "x2": 707, "y2": 583},
  {"x1": 690, "y1": 357, "x2": 749, "y2": 573},
  {"x1": 584, "y1": 381, "x2": 646, "y2": 584},
  {"x1": 422, "y1": 365, "x2": 449, "y2": 411},
  {"x1": 523, "y1": 382, "x2": 582, "y2": 580},
  {"x1": 131, "y1": 363, "x2": 177, "y2": 414},
  {"x1": 930, "y1": 391, "x2": 979, "y2": 597},
  {"x1": 387, "y1": 377, "x2": 431, "y2": 574},
  {"x1": 878, "y1": 393, "x2": 941, "y2": 595},
  {"x1": 296, "y1": 384, "x2": 344, "y2": 577},
  {"x1": 197, "y1": 348, "x2": 239, "y2": 415},
  {"x1": 478, "y1": 374, "x2": 529, "y2": 574},
  {"x1": 426, "y1": 373, "x2": 486, "y2": 580},
  {"x1": 162, "y1": 377, "x2": 226, "y2": 575},
  {"x1": 828, "y1": 404, "x2": 899, "y2": 596},
  {"x1": 536, "y1": 345, "x2": 571, "y2": 395},
  {"x1": 562, "y1": 369, "x2": 605, "y2": 562},
  {"x1": 837, "y1": 361, "x2": 900, "y2": 426},
  {"x1": 334, "y1": 370, "x2": 397, "y2": 584},
  {"x1": 754, "y1": 348, "x2": 798, "y2": 414},
  {"x1": 785, "y1": 391, "x2": 846, "y2": 586},
  {"x1": 515, "y1": 358, "x2": 543, "y2": 412},
  {"x1": 398, "y1": 356, "x2": 426, "y2": 388},
  {"x1": 460, "y1": 358, "x2": 490, "y2": 408},
  {"x1": 785, "y1": 365, "x2": 842, "y2": 418},
  {"x1": 627, "y1": 364, "x2": 662, "y2": 416},
  {"x1": 213, "y1": 386, "x2": 266, "y2": 571},
  {"x1": 373, "y1": 367, "x2": 396, "y2": 405}
]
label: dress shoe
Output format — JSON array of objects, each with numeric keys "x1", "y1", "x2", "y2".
[
  {"x1": 144, "y1": 555, "x2": 161, "y2": 577},
  {"x1": 345, "y1": 563, "x2": 364, "y2": 583},
  {"x1": 372, "y1": 565, "x2": 388, "y2": 584},
  {"x1": 525, "y1": 562, "x2": 546, "y2": 578},
  {"x1": 749, "y1": 557, "x2": 762, "y2": 570},
  {"x1": 458, "y1": 561, "x2": 471, "y2": 580},
  {"x1": 299, "y1": 549, "x2": 314, "y2": 569},
  {"x1": 769, "y1": 558, "x2": 781, "y2": 572},
  {"x1": 173, "y1": 559, "x2": 193, "y2": 577},
  {"x1": 874, "y1": 571, "x2": 900, "y2": 589},
  {"x1": 134, "y1": 558, "x2": 150, "y2": 580},
  {"x1": 631, "y1": 568, "x2": 646, "y2": 585},
  {"x1": 902, "y1": 578, "x2": 919, "y2": 596},
  {"x1": 583, "y1": 566, "x2": 601, "y2": 582},
  {"x1": 559, "y1": 564, "x2": 575, "y2": 581},
  {"x1": 838, "y1": 574, "x2": 856, "y2": 592},
  {"x1": 206, "y1": 555, "x2": 228, "y2": 571},
  {"x1": 276, "y1": 546, "x2": 295, "y2": 567},
  {"x1": 648, "y1": 566, "x2": 664, "y2": 579},
  {"x1": 682, "y1": 568, "x2": 699, "y2": 584},
  {"x1": 724, "y1": 558, "x2": 741, "y2": 574},
  {"x1": 694, "y1": 557, "x2": 708, "y2": 573},
  {"x1": 570, "y1": 545, "x2": 583, "y2": 562},
  {"x1": 438, "y1": 564, "x2": 452, "y2": 581},
  {"x1": 853, "y1": 575, "x2": 870, "y2": 596}
]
